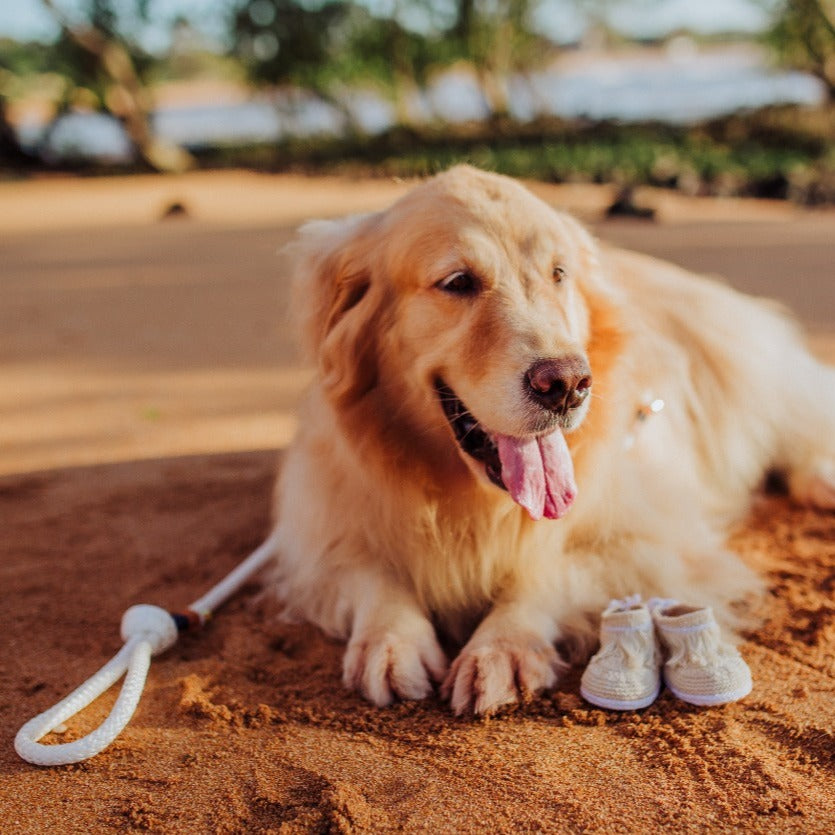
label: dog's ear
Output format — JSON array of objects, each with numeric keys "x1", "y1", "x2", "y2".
[{"x1": 288, "y1": 215, "x2": 387, "y2": 408}]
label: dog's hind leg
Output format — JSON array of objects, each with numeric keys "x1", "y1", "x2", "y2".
[{"x1": 778, "y1": 353, "x2": 835, "y2": 510}]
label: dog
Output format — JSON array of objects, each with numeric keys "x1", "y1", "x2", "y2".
[{"x1": 269, "y1": 165, "x2": 835, "y2": 716}]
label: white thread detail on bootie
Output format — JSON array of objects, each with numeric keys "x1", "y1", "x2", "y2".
[{"x1": 651, "y1": 602, "x2": 752, "y2": 706}]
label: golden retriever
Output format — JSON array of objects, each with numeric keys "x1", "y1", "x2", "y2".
[{"x1": 269, "y1": 165, "x2": 835, "y2": 715}]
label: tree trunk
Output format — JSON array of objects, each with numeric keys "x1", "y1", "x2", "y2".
[
  {"x1": 42, "y1": 0, "x2": 193, "y2": 172},
  {"x1": 0, "y1": 97, "x2": 37, "y2": 169}
]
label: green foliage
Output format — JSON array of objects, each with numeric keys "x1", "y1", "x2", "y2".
[
  {"x1": 0, "y1": 36, "x2": 104, "y2": 89},
  {"x1": 230, "y1": 0, "x2": 350, "y2": 90},
  {"x1": 1, "y1": 1, "x2": 159, "y2": 108},
  {"x1": 3, "y1": 0, "x2": 835, "y2": 200},
  {"x1": 765, "y1": 0, "x2": 835, "y2": 98},
  {"x1": 0, "y1": 38, "x2": 54, "y2": 76},
  {"x1": 227, "y1": 1, "x2": 549, "y2": 119},
  {"x1": 449, "y1": 0, "x2": 541, "y2": 72},
  {"x1": 192, "y1": 111, "x2": 835, "y2": 204},
  {"x1": 369, "y1": 132, "x2": 813, "y2": 192}
]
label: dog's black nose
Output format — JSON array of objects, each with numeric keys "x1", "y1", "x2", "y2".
[{"x1": 525, "y1": 356, "x2": 592, "y2": 413}]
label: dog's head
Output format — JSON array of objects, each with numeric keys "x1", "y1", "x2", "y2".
[{"x1": 291, "y1": 166, "x2": 621, "y2": 520}]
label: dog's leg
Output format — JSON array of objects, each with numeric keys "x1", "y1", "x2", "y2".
[
  {"x1": 788, "y1": 460, "x2": 835, "y2": 510},
  {"x1": 782, "y1": 357, "x2": 835, "y2": 510},
  {"x1": 341, "y1": 570, "x2": 448, "y2": 707},
  {"x1": 441, "y1": 601, "x2": 565, "y2": 716}
]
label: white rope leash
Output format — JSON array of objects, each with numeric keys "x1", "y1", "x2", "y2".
[{"x1": 14, "y1": 532, "x2": 279, "y2": 767}]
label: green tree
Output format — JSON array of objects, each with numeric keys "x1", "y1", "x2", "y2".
[
  {"x1": 40, "y1": 0, "x2": 193, "y2": 170},
  {"x1": 448, "y1": 0, "x2": 542, "y2": 119},
  {"x1": 767, "y1": 0, "x2": 835, "y2": 100},
  {"x1": 229, "y1": 0, "x2": 358, "y2": 131},
  {"x1": 229, "y1": 0, "x2": 445, "y2": 130},
  {"x1": 229, "y1": 0, "x2": 552, "y2": 129}
]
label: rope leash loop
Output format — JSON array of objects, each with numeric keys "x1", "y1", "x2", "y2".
[
  {"x1": 14, "y1": 605, "x2": 177, "y2": 766},
  {"x1": 15, "y1": 532, "x2": 279, "y2": 767}
]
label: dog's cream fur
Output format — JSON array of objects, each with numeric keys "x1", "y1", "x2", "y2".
[{"x1": 270, "y1": 166, "x2": 835, "y2": 715}]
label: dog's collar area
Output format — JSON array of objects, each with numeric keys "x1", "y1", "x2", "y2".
[
  {"x1": 624, "y1": 392, "x2": 665, "y2": 450},
  {"x1": 434, "y1": 380, "x2": 506, "y2": 490}
]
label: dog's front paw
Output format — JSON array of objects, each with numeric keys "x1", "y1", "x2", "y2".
[
  {"x1": 343, "y1": 622, "x2": 448, "y2": 707},
  {"x1": 442, "y1": 634, "x2": 564, "y2": 716}
]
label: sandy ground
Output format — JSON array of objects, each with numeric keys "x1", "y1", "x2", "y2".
[{"x1": 1, "y1": 171, "x2": 833, "y2": 833}]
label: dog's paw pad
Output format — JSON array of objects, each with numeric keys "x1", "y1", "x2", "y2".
[
  {"x1": 343, "y1": 629, "x2": 448, "y2": 707},
  {"x1": 442, "y1": 636, "x2": 562, "y2": 716}
]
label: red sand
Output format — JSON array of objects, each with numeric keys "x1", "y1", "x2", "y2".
[{"x1": 0, "y1": 172, "x2": 833, "y2": 833}]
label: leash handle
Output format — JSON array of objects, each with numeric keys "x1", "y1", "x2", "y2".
[
  {"x1": 14, "y1": 606, "x2": 177, "y2": 766},
  {"x1": 15, "y1": 532, "x2": 280, "y2": 767}
]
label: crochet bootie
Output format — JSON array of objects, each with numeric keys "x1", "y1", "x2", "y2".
[
  {"x1": 580, "y1": 595, "x2": 660, "y2": 710},
  {"x1": 649, "y1": 599, "x2": 752, "y2": 706}
]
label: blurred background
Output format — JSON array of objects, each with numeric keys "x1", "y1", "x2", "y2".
[
  {"x1": 1, "y1": 0, "x2": 834, "y2": 202},
  {"x1": 2, "y1": 1, "x2": 835, "y2": 479}
]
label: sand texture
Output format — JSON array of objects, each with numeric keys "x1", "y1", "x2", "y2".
[{"x1": 1, "y1": 172, "x2": 833, "y2": 833}]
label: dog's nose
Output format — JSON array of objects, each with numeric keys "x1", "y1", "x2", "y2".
[{"x1": 525, "y1": 356, "x2": 592, "y2": 413}]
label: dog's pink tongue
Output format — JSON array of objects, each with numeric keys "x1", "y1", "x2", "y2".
[{"x1": 496, "y1": 430, "x2": 576, "y2": 520}]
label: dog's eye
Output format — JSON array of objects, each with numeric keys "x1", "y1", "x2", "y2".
[
  {"x1": 553, "y1": 265, "x2": 567, "y2": 284},
  {"x1": 436, "y1": 270, "x2": 480, "y2": 296}
]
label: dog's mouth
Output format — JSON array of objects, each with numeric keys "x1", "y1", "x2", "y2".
[
  {"x1": 434, "y1": 379, "x2": 577, "y2": 521},
  {"x1": 435, "y1": 380, "x2": 505, "y2": 491}
]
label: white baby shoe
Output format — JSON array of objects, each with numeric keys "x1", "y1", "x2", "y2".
[
  {"x1": 648, "y1": 599, "x2": 752, "y2": 706},
  {"x1": 580, "y1": 595, "x2": 661, "y2": 710}
]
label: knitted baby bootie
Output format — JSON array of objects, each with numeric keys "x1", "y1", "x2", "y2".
[
  {"x1": 649, "y1": 599, "x2": 752, "y2": 706},
  {"x1": 580, "y1": 595, "x2": 660, "y2": 710}
]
